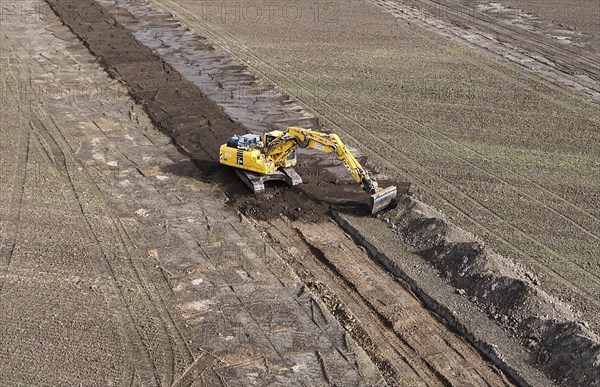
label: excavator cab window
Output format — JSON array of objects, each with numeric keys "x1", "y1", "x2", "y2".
[{"x1": 227, "y1": 136, "x2": 239, "y2": 148}]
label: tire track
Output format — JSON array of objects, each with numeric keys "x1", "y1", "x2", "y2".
[
  {"x1": 31, "y1": 102, "x2": 207, "y2": 385},
  {"x1": 0, "y1": 132, "x2": 29, "y2": 295},
  {"x1": 400, "y1": 0, "x2": 600, "y2": 81},
  {"x1": 266, "y1": 219, "x2": 512, "y2": 386},
  {"x1": 114, "y1": 217, "x2": 196, "y2": 381},
  {"x1": 270, "y1": 223, "x2": 447, "y2": 386},
  {"x1": 25, "y1": 2, "x2": 227, "y2": 381},
  {"x1": 31, "y1": 44, "x2": 209, "y2": 387},
  {"x1": 28, "y1": 115, "x2": 161, "y2": 386},
  {"x1": 0, "y1": 50, "x2": 31, "y2": 296}
]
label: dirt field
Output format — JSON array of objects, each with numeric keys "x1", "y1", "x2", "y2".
[
  {"x1": 0, "y1": 2, "x2": 383, "y2": 384},
  {"x1": 2, "y1": 0, "x2": 599, "y2": 384},
  {"x1": 480, "y1": 0, "x2": 600, "y2": 36},
  {"x1": 146, "y1": 0, "x2": 600, "y2": 338},
  {"x1": 0, "y1": 0, "x2": 522, "y2": 385}
]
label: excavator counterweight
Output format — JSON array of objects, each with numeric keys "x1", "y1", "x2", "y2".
[{"x1": 219, "y1": 128, "x2": 408, "y2": 213}]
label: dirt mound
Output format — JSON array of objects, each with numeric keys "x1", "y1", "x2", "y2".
[{"x1": 380, "y1": 196, "x2": 600, "y2": 385}]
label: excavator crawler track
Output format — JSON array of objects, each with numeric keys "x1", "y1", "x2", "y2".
[{"x1": 236, "y1": 168, "x2": 302, "y2": 193}]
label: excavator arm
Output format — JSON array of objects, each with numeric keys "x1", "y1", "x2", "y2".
[{"x1": 265, "y1": 127, "x2": 378, "y2": 194}]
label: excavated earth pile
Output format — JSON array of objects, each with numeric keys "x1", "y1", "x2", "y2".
[{"x1": 381, "y1": 197, "x2": 600, "y2": 385}]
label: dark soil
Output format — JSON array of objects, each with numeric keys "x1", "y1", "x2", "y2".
[{"x1": 50, "y1": 0, "x2": 243, "y2": 160}]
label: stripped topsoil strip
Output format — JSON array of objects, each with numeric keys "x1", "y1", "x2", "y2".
[
  {"x1": 46, "y1": 0, "x2": 239, "y2": 160},
  {"x1": 44, "y1": 0, "x2": 344, "y2": 222},
  {"x1": 380, "y1": 196, "x2": 600, "y2": 386}
]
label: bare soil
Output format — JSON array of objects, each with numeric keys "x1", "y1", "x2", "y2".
[
  {"x1": 149, "y1": 0, "x2": 600, "y2": 342},
  {"x1": 3, "y1": 0, "x2": 597, "y2": 383},
  {"x1": 0, "y1": 0, "x2": 516, "y2": 385},
  {"x1": 0, "y1": 1, "x2": 388, "y2": 384}
]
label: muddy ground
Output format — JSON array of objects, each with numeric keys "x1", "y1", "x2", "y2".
[
  {"x1": 148, "y1": 0, "x2": 600, "y2": 342},
  {"x1": 0, "y1": 0, "x2": 519, "y2": 385}
]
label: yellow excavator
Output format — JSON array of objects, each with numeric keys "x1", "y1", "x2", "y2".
[{"x1": 219, "y1": 127, "x2": 401, "y2": 213}]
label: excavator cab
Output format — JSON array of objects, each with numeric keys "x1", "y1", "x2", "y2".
[{"x1": 263, "y1": 132, "x2": 279, "y2": 146}]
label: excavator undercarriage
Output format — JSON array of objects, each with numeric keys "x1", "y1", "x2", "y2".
[{"x1": 235, "y1": 167, "x2": 302, "y2": 194}]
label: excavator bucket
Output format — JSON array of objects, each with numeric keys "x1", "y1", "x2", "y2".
[{"x1": 369, "y1": 186, "x2": 398, "y2": 214}]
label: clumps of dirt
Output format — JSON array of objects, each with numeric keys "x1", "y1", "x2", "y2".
[
  {"x1": 229, "y1": 184, "x2": 331, "y2": 223},
  {"x1": 380, "y1": 195, "x2": 600, "y2": 385}
]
